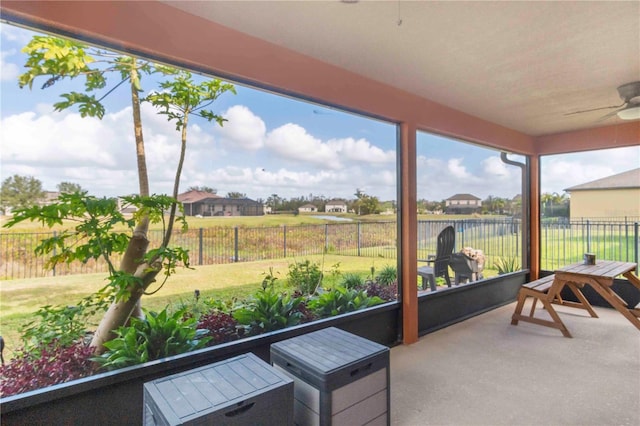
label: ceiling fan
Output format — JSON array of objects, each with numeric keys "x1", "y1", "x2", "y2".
[{"x1": 565, "y1": 81, "x2": 640, "y2": 121}]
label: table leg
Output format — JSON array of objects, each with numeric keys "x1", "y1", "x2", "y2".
[
  {"x1": 623, "y1": 271, "x2": 640, "y2": 290},
  {"x1": 588, "y1": 280, "x2": 640, "y2": 331},
  {"x1": 539, "y1": 298, "x2": 573, "y2": 338},
  {"x1": 559, "y1": 283, "x2": 599, "y2": 318}
]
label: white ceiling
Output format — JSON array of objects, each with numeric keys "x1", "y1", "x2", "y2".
[{"x1": 164, "y1": 0, "x2": 640, "y2": 137}]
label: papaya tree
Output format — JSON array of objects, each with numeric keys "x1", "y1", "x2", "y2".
[{"x1": 10, "y1": 35, "x2": 235, "y2": 353}]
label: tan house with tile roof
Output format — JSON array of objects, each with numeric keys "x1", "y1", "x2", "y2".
[
  {"x1": 564, "y1": 168, "x2": 640, "y2": 220},
  {"x1": 445, "y1": 194, "x2": 482, "y2": 214},
  {"x1": 178, "y1": 190, "x2": 264, "y2": 217}
]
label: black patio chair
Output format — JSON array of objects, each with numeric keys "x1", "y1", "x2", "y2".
[
  {"x1": 417, "y1": 225, "x2": 455, "y2": 291},
  {"x1": 449, "y1": 252, "x2": 483, "y2": 285}
]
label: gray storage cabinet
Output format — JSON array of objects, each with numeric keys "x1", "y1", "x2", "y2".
[
  {"x1": 143, "y1": 353, "x2": 293, "y2": 425},
  {"x1": 270, "y1": 327, "x2": 390, "y2": 426}
]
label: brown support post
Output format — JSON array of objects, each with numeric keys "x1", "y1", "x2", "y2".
[
  {"x1": 399, "y1": 122, "x2": 418, "y2": 344},
  {"x1": 529, "y1": 155, "x2": 541, "y2": 280}
]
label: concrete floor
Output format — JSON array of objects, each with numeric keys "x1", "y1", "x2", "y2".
[{"x1": 390, "y1": 302, "x2": 640, "y2": 426}]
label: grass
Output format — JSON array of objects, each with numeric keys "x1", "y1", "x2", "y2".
[
  {"x1": 0, "y1": 254, "x2": 395, "y2": 357},
  {"x1": 0, "y1": 212, "x2": 497, "y2": 233}
]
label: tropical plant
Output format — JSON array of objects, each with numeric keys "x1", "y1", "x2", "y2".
[
  {"x1": 376, "y1": 265, "x2": 397, "y2": 286},
  {"x1": 232, "y1": 288, "x2": 304, "y2": 334},
  {"x1": 18, "y1": 291, "x2": 109, "y2": 358},
  {"x1": 340, "y1": 273, "x2": 365, "y2": 289},
  {"x1": 14, "y1": 35, "x2": 235, "y2": 354},
  {"x1": 286, "y1": 259, "x2": 323, "y2": 295},
  {"x1": 494, "y1": 256, "x2": 520, "y2": 274},
  {"x1": 307, "y1": 287, "x2": 384, "y2": 318},
  {"x1": 261, "y1": 266, "x2": 280, "y2": 290},
  {"x1": 93, "y1": 307, "x2": 210, "y2": 370}
]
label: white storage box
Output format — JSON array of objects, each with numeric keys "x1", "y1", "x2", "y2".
[
  {"x1": 143, "y1": 353, "x2": 293, "y2": 425},
  {"x1": 270, "y1": 327, "x2": 390, "y2": 426}
]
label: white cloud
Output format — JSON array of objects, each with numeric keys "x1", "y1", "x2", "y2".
[
  {"x1": 541, "y1": 147, "x2": 640, "y2": 194},
  {"x1": 216, "y1": 105, "x2": 266, "y2": 151},
  {"x1": 1, "y1": 49, "x2": 20, "y2": 82},
  {"x1": 417, "y1": 155, "x2": 523, "y2": 201},
  {"x1": 447, "y1": 158, "x2": 472, "y2": 179},
  {"x1": 0, "y1": 102, "x2": 227, "y2": 196},
  {"x1": 482, "y1": 156, "x2": 511, "y2": 177},
  {"x1": 0, "y1": 23, "x2": 34, "y2": 44},
  {"x1": 327, "y1": 137, "x2": 395, "y2": 164},
  {"x1": 265, "y1": 123, "x2": 340, "y2": 167}
]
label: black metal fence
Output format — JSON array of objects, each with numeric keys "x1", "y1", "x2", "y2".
[{"x1": 1, "y1": 219, "x2": 638, "y2": 280}]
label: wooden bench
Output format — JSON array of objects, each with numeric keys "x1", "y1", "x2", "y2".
[{"x1": 511, "y1": 274, "x2": 598, "y2": 338}]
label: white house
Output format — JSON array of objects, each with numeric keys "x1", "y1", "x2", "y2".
[
  {"x1": 298, "y1": 203, "x2": 318, "y2": 213},
  {"x1": 325, "y1": 199, "x2": 348, "y2": 213}
]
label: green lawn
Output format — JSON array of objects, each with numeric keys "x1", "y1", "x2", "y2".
[{"x1": 0, "y1": 254, "x2": 396, "y2": 356}]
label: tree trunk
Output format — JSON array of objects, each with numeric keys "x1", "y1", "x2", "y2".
[
  {"x1": 128, "y1": 63, "x2": 150, "y2": 320},
  {"x1": 91, "y1": 63, "x2": 151, "y2": 352},
  {"x1": 90, "y1": 263, "x2": 160, "y2": 354}
]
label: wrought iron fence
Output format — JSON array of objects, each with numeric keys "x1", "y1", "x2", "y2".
[{"x1": 1, "y1": 219, "x2": 638, "y2": 280}]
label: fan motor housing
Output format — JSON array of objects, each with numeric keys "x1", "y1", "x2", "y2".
[{"x1": 617, "y1": 81, "x2": 640, "y2": 103}]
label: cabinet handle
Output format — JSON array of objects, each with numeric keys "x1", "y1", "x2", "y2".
[
  {"x1": 350, "y1": 362, "x2": 372, "y2": 377},
  {"x1": 224, "y1": 402, "x2": 255, "y2": 417}
]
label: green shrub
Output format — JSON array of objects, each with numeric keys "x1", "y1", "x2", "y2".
[
  {"x1": 287, "y1": 259, "x2": 323, "y2": 294},
  {"x1": 307, "y1": 287, "x2": 384, "y2": 318},
  {"x1": 18, "y1": 291, "x2": 110, "y2": 358},
  {"x1": 340, "y1": 273, "x2": 365, "y2": 289},
  {"x1": 232, "y1": 288, "x2": 304, "y2": 334},
  {"x1": 93, "y1": 307, "x2": 210, "y2": 370},
  {"x1": 495, "y1": 257, "x2": 520, "y2": 274},
  {"x1": 376, "y1": 265, "x2": 397, "y2": 286}
]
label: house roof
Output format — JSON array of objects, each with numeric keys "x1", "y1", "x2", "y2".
[
  {"x1": 326, "y1": 199, "x2": 347, "y2": 205},
  {"x1": 564, "y1": 168, "x2": 640, "y2": 192},
  {"x1": 177, "y1": 190, "x2": 221, "y2": 203},
  {"x1": 203, "y1": 197, "x2": 261, "y2": 206},
  {"x1": 447, "y1": 194, "x2": 482, "y2": 201}
]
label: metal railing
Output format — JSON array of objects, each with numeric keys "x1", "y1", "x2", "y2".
[{"x1": 1, "y1": 219, "x2": 638, "y2": 280}]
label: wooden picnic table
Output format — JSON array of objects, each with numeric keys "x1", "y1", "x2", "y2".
[
  {"x1": 511, "y1": 260, "x2": 640, "y2": 337},
  {"x1": 555, "y1": 260, "x2": 640, "y2": 330}
]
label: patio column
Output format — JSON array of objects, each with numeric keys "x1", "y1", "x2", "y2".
[
  {"x1": 399, "y1": 122, "x2": 418, "y2": 344},
  {"x1": 529, "y1": 155, "x2": 541, "y2": 280}
]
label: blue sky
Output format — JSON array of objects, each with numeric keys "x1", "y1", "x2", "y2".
[{"x1": 1, "y1": 23, "x2": 638, "y2": 203}]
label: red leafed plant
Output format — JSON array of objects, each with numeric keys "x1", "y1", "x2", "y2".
[
  {"x1": 0, "y1": 342, "x2": 97, "y2": 398},
  {"x1": 197, "y1": 311, "x2": 240, "y2": 345}
]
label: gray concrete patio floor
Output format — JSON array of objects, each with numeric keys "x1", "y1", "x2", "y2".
[{"x1": 390, "y1": 302, "x2": 640, "y2": 426}]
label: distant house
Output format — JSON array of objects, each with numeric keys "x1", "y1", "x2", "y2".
[
  {"x1": 325, "y1": 199, "x2": 348, "y2": 213},
  {"x1": 298, "y1": 203, "x2": 318, "y2": 213},
  {"x1": 445, "y1": 194, "x2": 482, "y2": 214},
  {"x1": 564, "y1": 168, "x2": 640, "y2": 220},
  {"x1": 178, "y1": 190, "x2": 263, "y2": 216}
]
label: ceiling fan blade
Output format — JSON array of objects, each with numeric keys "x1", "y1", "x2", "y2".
[
  {"x1": 596, "y1": 106, "x2": 627, "y2": 122},
  {"x1": 564, "y1": 102, "x2": 626, "y2": 116}
]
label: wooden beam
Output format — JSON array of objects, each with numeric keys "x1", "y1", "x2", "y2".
[
  {"x1": 399, "y1": 122, "x2": 418, "y2": 344},
  {"x1": 529, "y1": 156, "x2": 541, "y2": 280},
  {"x1": 535, "y1": 121, "x2": 639, "y2": 155}
]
